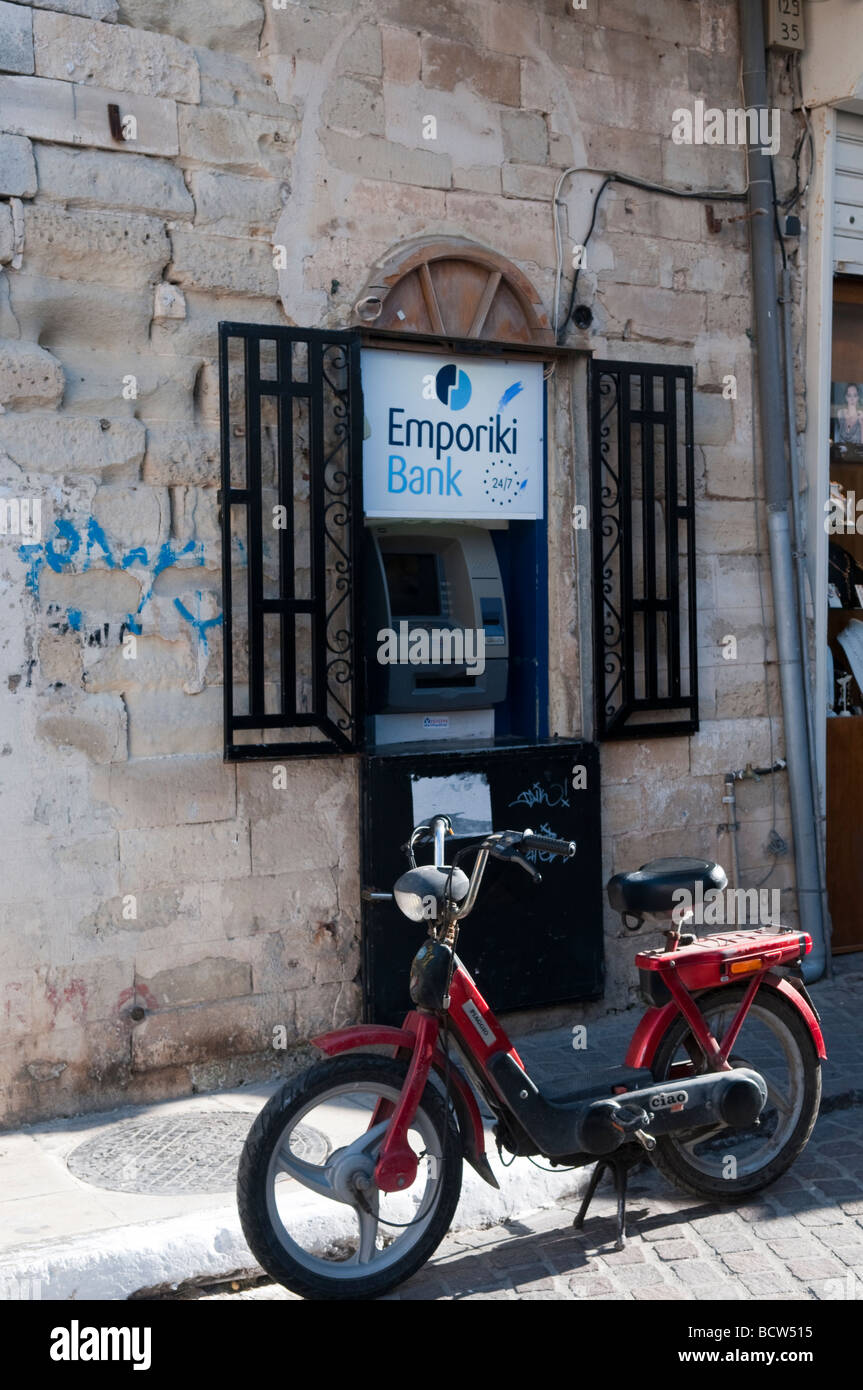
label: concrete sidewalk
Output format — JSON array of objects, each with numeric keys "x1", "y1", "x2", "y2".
[{"x1": 0, "y1": 955, "x2": 860, "y2": 1302}]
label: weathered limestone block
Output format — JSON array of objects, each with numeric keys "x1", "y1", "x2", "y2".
[
  {"x1": 383, "y1": 81, "x2": 503, "y2": 168},
  {"x1": 8, "y1": 275, "x2": 155, "y2": 363},
  {"x1": 421, "y1": 36, "x2": 520, "y2": 106},
  {"x1": 639, "y1": 775, "x2": 722, "y2": 831},
  {"x1": 136, "y1": 955, "x2": 252, "y2": 1009},
  {"x1": 595, "y1": 283, "x2": 706, "y2": 342},
  {"x1": 583, "y1": 125, "x2": 663, "y2": 183},
  {"x1": 40, "y1": 567, "x2": 144, "y2": 618},
  {"x1": 195, "y1": 47, "x2": 280, "y2": 115},
  {"x1": 0, "y1": 2, "x2": 34, "y2": 75},
  {"x1": 91, "y1": 482, "x2": 165, "y2": 546},
  {"x1": 59, "y1": 346, "x2": 198, "y2": 420},
  {"x1": 597, "y1": 0, "x2": 700, "y2": 44},
  {"x1": 177, "y1": 104, "x2": 296, "y2": 174},
  {"x1": 36, "y1": 691, "x2": 127, "y2": 763},
  {"x1": 695, "y1": 498, "x2": 759, "y2": 554},
  {"x1": 34, "y1": 144, "x2": 194, "y2": 219},
  {"x1": 130, "y1": 995, "x2": 269, "y2": 1070},
  {"x1": 583, "y1": 24, "x2": 689, "y2": 83},
  {"x1": 379, "y1": 0, "x2": 486, "y2": 47},
  {"x1": 118, "y1": 0, "x2": 264, "y2": 56},
  {"x1": 0, "y1": 132, "x2": 36, "y2": 197},
  {"x1": 487, "y1": 3, "x2": 541, "y2": 57},
  {"x1": 33, "y1": 11, "x2": 200, "y2": 103},
  {"x1": 601, "y1": 781, "x2": 645, "y2": 836},
  {"x1": 119, "y1": 819, "x2": 251, "y2": 891},
  {"x1": 603, "y1": 185, "x2": 704, "y2": 243},
  {"x1": 601, "y1": 737, "x2": 690, "y2": 786},
  {"x1": 693, "y1": 392, "x2": 735, "y2": 446},
  {"x1": 714, "y1": 554, "x2": 771, "y2": 612},
  {"x1": 337, "y1": 22, "x2": 382, "y2": 77},
  {"x1": 124, "y1": 686, "x2": 222, "y2": 757},
  {"x1": 0, "y1": 76, "x2": 179, "y2": 157},
  {"x1": 202, "y1": 869, "x2": 334, "y2": 942},
  {"x1": 167, "y1": 228, "x2": 278, "y2": 299},
  {"x1": 103, "y1": 755, "x2": 236, "y2": 828},
  {"x1": 445, "y1": 190, "x2": 554, "y2": 265},
  {"x1": 501, "y1": 164, "x2": 557, "y2": 200},
  {"x1": 714, "y1": 662, "x2": 774, "y2": 721},
  {"x1": 689, "y1": 718, "x2": 779, "y2": 777},
  {"x1": 84, "y1": 634, "x2": 194, "y2": 695},
  {"x1": 322, "y1": 74, "x2": 385, "y2": 137},
  {"x1": 143, "y1": 423, "x2": 219, "y2": 486},
  {"x1": 28, "y1": 0, "x2": 118, "y2": 19},
  {"x1": 23, "y1": 206, "x2": 170, "y2": 288},
  {"x1": 0, "y1": 338, "x2": 64, "y2": 410},
  {"x1": 454, "y1": 164, "x2": 501, "y2": 195},
  {"x1": 189, "y1": 170, "x2": 287, "y2": 239},
  {"x1": 501, "y1": 109, "x2": 547, "y2": 165},
  {"x1": 32, "y1": 957, "x2": 131, "y2": 1032},
  {"x1": 294, "y1": 980, "x2": 361, "y2": 1038},
  {"x1": 661, "y1": 140, "x2": 747, "y2": 193},
  {"x1": 0, "y1": 413, "x2": 145, "y2": 473},
  {"x1": 380, "y1": 25, "x2": 420, "y2": 84},
  {"x1": 38, "y1": 630, "x2": 84, "y2": 687}
]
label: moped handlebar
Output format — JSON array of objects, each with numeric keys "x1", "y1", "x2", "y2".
[{"x1": 520, "y1": 831, "x2": 577, "y2": 859}]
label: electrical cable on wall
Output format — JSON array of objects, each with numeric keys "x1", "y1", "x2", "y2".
[{"x1": 552, "y1": 169, "x2": 750, "y2": 342}]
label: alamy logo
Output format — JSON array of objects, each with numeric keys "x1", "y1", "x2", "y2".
[
  {"x1": 671, "y1": 100, "x2": 780, "y2": 156},
  {"x1": 436, "y1": 363, "x2": 472, "y2": 411},
  {"x1": 50, "y1": 1321, "x2": 151, "y2": 1371},
  {"x1": 377, "y1": 623, "x2": 485, "y2": 675},
  {"x1": 672, "y1": 884, "x2": 781, "y2": 926}
]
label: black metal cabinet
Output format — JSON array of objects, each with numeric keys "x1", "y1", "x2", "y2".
[{"x1": 360, "y1": 739, "x2": 603, "y2": 1024}]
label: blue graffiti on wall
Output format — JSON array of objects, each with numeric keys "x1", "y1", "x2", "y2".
[{"x1": 18, "y1": 517, "x2": 223, "y2": 646}]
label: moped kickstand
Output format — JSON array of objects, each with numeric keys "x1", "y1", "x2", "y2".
[{"x1": 573, "y1": 1134, "x2": 654, "y2": 1251}]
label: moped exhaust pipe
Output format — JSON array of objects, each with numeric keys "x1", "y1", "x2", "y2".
[{"x1": 577, "y1": 1069, "x2": 768, "y2": 1156}]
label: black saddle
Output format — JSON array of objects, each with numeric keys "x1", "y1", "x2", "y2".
[{"x1": 607, "y1": 856, "x2": 727, "y2": 919}]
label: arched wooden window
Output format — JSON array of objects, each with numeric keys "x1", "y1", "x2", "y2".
[{"x1": 353, "y1": 237, "x2": 554, "y2": 346}]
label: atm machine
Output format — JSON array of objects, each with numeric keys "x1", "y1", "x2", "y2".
[
  {"x1": 358, "y1": 345, "x2": 603, "y2": 1021},
  {"x1": 365, "y1": 523, "x2": 509, "y2": 746}
]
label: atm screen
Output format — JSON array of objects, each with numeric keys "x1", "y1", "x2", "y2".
[{"x1": 383, "y1": 552, "x2": 442, "y2": 618}]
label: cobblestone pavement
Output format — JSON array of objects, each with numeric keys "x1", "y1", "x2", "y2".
[{"x1": 195, "y1": 1106, "x2": 863, "y2": 1301}]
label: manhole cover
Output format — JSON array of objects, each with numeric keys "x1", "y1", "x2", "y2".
[{"x1": 67, "y1": 1113, "x2": 329, "y2": 1195}]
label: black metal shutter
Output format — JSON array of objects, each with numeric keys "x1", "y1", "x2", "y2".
[
  {"x1": 590, "y1": 359, "x2": 698, "y2": 739},
  {"x1": 219, "y1": 323, "x2": 364, "y2": 759}
]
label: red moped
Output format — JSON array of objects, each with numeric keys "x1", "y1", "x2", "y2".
[{"x1": 237, "y1": 814, "x2": 825, "y2": 1300}]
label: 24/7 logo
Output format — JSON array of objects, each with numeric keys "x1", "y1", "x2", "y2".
[{"x1": 435, "y1": 363, "x2": 472, "y2": 411}]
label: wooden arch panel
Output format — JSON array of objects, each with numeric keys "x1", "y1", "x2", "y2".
[{"x1": 355, "y1": 237, "x2": 554, "y2": 346}]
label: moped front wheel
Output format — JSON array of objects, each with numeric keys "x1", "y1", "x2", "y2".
[
  {"x1": 649, "y1": 984, "x2": 821, "y2": 1201},
  {"x1": 237, "y1": 1053, "x2": 462, "y2": 1300}
]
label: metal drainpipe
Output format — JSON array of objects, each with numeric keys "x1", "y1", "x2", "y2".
[
  {"x1": 780, "y1": 267, "x2": 833, "y2": 975},
  {"x1": 738, "y1": 1, "x2": 826, "y2": 979}
]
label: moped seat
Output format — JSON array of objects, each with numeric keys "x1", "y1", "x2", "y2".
[{"x1": 607, "y1": 857, "x2": 727, "y2": 918}]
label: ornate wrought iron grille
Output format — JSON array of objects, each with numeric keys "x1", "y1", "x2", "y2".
[
  {"x1": 589, "y1": 360, "x2": 698, "y2": 740},
  {"x1": 219, "y1": 323, "x2": 364, "y2": 759}
]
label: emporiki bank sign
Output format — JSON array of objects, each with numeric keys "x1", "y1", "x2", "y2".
[{"x1": 361, "y1": 349, "x2": 545, "y2": 521}]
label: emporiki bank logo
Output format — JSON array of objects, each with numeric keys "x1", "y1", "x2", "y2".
[{"x1": 435, "y1": 363, "x2": 472, "y2": 411}]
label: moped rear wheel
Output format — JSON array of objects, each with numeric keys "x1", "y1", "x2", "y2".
[
  {"x1": 237, "y1": 1053, "x2": 462, "y2": 1300},
  {"x1": 649, "y1": 984, "x2": 821, "y2": 1200}
]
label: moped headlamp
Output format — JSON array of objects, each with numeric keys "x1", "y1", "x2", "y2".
[{"x1": 392, "y1": 866, "x2": 469, "y2": 923}]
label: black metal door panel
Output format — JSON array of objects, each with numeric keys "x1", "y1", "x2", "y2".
[
  {"x1": 219, "y1": 322, "x2": 364, "y2": 759},
  {"x1": 361, "y1": 741, "x2": 603, "y2": 1024}
]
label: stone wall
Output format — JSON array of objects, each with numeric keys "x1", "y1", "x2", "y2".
[{"x1": 0, "y1": 0, "x2": 801, "y2": 1122}]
